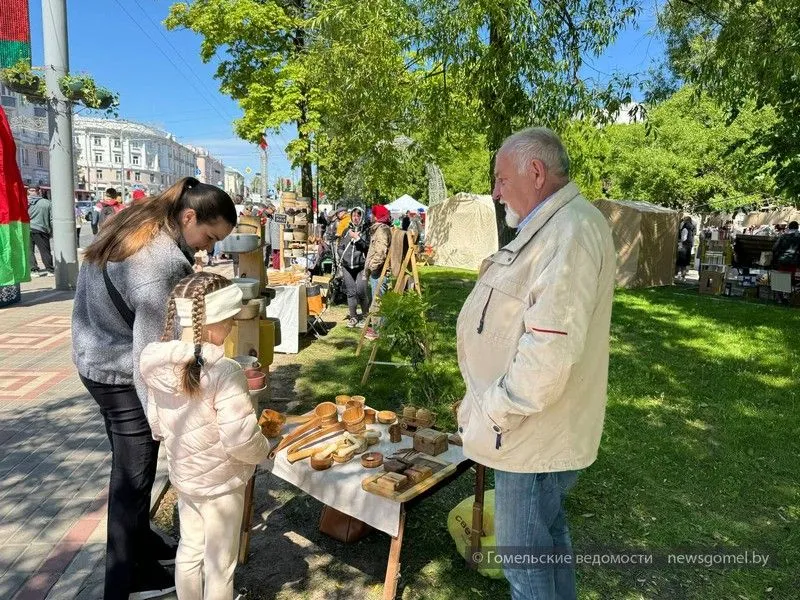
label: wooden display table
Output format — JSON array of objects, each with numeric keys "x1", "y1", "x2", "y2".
[{"x1": 240, "y1": 413, "x2": 486, "y2": 599}]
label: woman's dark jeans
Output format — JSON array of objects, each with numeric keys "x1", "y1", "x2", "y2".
[
  {"x1": 342, "y1": 265, "x2": 369, "y2": 319},
  {"x1": 80, "y1": 375, "x2": 161, "y2": 600}
]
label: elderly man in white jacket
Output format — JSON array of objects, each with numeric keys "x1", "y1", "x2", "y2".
[{"x1": 456, "y1": 127, "x2": 616, "y2": 599}]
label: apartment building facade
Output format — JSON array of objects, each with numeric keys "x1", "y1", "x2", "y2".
[
  {"x1": 187, "y1": 145, "x2": 225, "y2": 188},
  {"x1": 224, "y1": 167, "x2": 245, "y2": 198},
  {"x1": 1, "y1": 84, "x2": 50, "y2": 187},
  {"x1": 73, "y1": 117, "x2": 200, "y2": 201}
]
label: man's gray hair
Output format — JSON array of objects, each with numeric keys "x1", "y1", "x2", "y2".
[{"x1": 501, "y1": 127, "x2": 570, "y2": 178}]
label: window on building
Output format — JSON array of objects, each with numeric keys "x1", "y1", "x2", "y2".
[
  {"x1": 94, "y1": 152, "x2": 103, "y2": 162},
  {"x1": 134, "y1": 172, "x2": 141, "y2": 182},
  {"x1": 93, "y1": 136, "x2": 102, "y2": 146},
  {"x1": 126, "y1": 171, "x2": 131, "y2": 180},
  {"x1": 130, "y1": 141, "x2": 141, "y2": 149},
  {"x1": 21, "y1": 148, "x2": 29, "y2": 165},
  {"x1": 114, "y1": 154, "x2": 121, "y2": 164},
  {"x1": 117, "y1": 170, "x2": 122, "y2": 180},
  {"x1": 132, "y1": 155, "x2": 140, "y2": 165},
  {"x1": 33, "y1": 106, "x2": 46, "y2": 117},
  {"x1": 96, "y1": 169, "x2": 103, "y2": 179},
  {"x1": 149, "y1": 173, "x2": 155, "y2": 183},
  {"x1": 113, "y1": 138, "x2": 121, "y2": 148},
  {"x1": 1, "y1": 95, "x2": 17, "y2": 108},
  {"x1": 36, "y1": 151, "x2": 44, "y2": 167}
]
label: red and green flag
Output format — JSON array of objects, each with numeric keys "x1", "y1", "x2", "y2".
[
  {"x1": 0, "y1": 0, "x2": 32, "y2": 286},
  {"x1": 0, "y1": 0, "x2": 31, "y2": 69},
  {"x1": 0, "y1": 105, "x2": 30, "y2": 286}
]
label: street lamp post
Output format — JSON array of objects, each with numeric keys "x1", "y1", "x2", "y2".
[{"x1": 43, "y1": 0, "x2": 78, "y2": 289}]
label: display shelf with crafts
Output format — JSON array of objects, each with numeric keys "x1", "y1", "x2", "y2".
[
  {"x1": 698, "y1": 233, "x2": 733, "y2": 296},
  {"x1": 217, "y1": 214, "x2": 278, "y2": 405},
  {"x1": 278, "y1": 192, "x2": 311, "y2": 272}
]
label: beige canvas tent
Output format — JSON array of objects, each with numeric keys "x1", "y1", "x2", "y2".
[
  {"x1": 427, "y1": 193, "x2": 499, "y2": 270},
  {"x1": 595, "y1": 199, "x2": 679, "y2": 288}
]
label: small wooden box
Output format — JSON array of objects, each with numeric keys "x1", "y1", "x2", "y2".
[
  {"x1": 413, "y1": 428, "x2": 448, "y2": 456},
  {"x1": 376, "y1": 472, "x2": 407, "y2": 492},
  {"x1": 404, "y1": 465, "x2": 433, "y2": 485}
]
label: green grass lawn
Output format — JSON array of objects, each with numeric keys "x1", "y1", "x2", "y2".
[{"x1": 267, "y1": 267, "x2": 800, "y2": 600}]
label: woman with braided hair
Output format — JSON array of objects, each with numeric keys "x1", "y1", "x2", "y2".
[
  {"x1": 72, "y1": 177, "x2": 237, "y2": 599},
  {"x1": 140, "y1": 272, "x2": 269, "y2": 600}
]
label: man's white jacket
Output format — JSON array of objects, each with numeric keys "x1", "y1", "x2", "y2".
[{"x1": 456, "y1": 182, "x2": 616, "y2": 473}]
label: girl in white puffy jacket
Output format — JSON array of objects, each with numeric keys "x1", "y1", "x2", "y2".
[{"x1": 140, "y1": 272, "x2": 270, "y2": 600}]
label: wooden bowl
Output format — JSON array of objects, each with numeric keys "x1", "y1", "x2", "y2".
[
  {"x1": 342, "y1": 405, "x2": 365, "y2": 433},
  {"x1": 258, "y1": 409, "x2": 286, "y2": 438},
  {"x1": 364, "y1": 408, "x2": 376, "y2": 424},
  {"x1": 346, "y1": 420, "x2": 366, "y2": 434},
  {"x1": 377, "y1": 410, "x2": 397, "y2": 424},
  {"x1": 346, "y1": 399, "x2": 364, "y2": 410},
  {"x1": 361, "y1": 452, "x2": 384, "y2": 468},
  {"x1": 234, "y1": 299, "x2": 261, "y2": 320},
  {"x1": 351, "y1": 395, "x2": 366, "y2": 405},
  {"x1": 335, "y1": 394, "x2": 351, "y2": 405},
  {"x1": 310, "y1": 454, "x2": 333, "y2": 471},
  {"x1": 402, "y1": 406, "x2": 418, "y2": 420},
  {"x1": 343, "y1": 405, "x2": 365, "y2": 425},
  {"x1": 332, "y1": 446, "x2": 356, "y2": 463},
  {"x1": 314, "y1": 402, "x2": 338, "y2": 426}
]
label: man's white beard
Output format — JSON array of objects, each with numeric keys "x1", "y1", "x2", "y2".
[{"x1": 502, "y1": 203, "x2": 521, "y2": 228}]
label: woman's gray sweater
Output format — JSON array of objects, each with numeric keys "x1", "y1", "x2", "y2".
[{"x1": 72, "y1": 231, "x2": 194, "y2": 407}]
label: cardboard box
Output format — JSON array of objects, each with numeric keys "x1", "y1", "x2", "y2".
[{"x1": 699, "y1": 270, "x2": 725, "y2": 295}]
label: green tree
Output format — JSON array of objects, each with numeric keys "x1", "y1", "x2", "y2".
[
  {"x1": 165, "y1": 0, "x2": 316, "y2": 199},
  {"x1": 439, "y1": 136, "x2": 491, "y2": 195},
  {"x1": 591, "y1": 87, "x2": 778, "y2": 211},
  {"x1": 417, "y1": 0, "x2": 640, "y2": 242},
  {"x1": 659, "y1": 0, "x2": 800, "y2": 198}
]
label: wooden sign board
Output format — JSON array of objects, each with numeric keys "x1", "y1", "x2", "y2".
[{"x1": 273, "y1": 213, "x2": 288, "y2": 224}]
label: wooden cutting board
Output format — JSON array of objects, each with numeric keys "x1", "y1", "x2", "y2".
[{"x1": 361, "y1": 453, "x2": 456, "y2": 502}]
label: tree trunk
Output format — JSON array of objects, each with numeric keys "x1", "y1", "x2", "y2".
[
  {"x1": 291, "y1": 0, "x2": 314, "y2": 199},
  {"x1": 485, "y1": 9, "x2": 516, "y2": 247}
]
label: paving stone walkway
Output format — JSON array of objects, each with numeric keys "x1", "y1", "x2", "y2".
[{"x1": 0, "y1": 275, "x2": 169, "y2": 600}]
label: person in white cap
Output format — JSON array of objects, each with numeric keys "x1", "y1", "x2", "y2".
[{"x1": 140, "y1": 271, "x2": 270, "y2": 600}]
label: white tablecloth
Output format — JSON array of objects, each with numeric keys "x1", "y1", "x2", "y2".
[
  {"x1": 265, "y1": 413, "x2": 467, "y2": 537},
  {"x1": 265, "y1": 285, "x2": 308, "y2": 354}
]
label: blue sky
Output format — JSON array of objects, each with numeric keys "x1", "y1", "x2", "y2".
[{"x1": 27, "y1": 0, "x2": 664, "y2": 188}]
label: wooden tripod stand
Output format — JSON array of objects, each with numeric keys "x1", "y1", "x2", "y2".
[{"x1": 356, "y1": 231, "x2": 422, "y2": 386}]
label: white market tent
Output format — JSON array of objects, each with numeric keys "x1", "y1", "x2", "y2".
[
  {"x1": 386, "y1": 194, "x2": 427, "y2": 214},
  {"x1": 427, "y1": 193, "x2": 499, "y2": 270}
]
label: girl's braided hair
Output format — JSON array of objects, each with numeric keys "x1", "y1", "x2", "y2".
[{"x1": 162, "y1": 272, "x2": 232, "y2": 398}]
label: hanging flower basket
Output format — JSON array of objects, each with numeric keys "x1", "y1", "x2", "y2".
[
  {"x1": 0, "y1": 60, "x2": 46, "y2": 99},
  {"x1": 60, "y1": 74, "x2": 119, "y2": 114}
]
